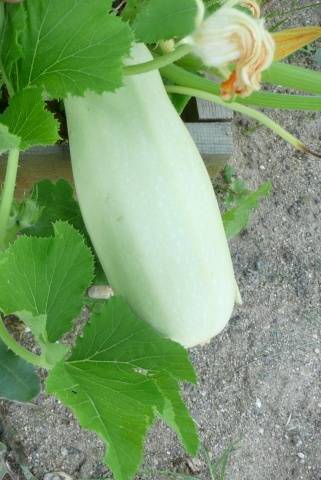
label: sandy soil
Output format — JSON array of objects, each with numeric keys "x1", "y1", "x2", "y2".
[{"x1": 1, "y1": 2, "x2": 320, "y2": 479}]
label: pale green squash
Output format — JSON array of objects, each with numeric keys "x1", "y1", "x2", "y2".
[{"x1": 65, "y1": 43, "x2": 240, "y2": 347}]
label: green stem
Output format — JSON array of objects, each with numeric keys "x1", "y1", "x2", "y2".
[
  {"x1": 0, "y1": 148, "x2": 20, "y2": 249},
  {"x1": 165, "y1": 85, "x2": 309, "y2": 153},
  {"x1": 124, "y1": 45, "x2": 192, "y2": 76},
  {"x1": 0, "y1": 316, "x2": 50, "y2": 369}
]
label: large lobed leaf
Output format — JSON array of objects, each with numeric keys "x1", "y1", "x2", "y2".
[
  {"x1": 0, "y1": 222, "x2": 94, "y2": 342},
  {"x1": 47, "y1": 297, "x2": 199, "y2": 480},
  {"x1": 0, "y1": 3, "x2": 26, "y2": 85},
  {"x1": 3, "y1": 0, "x2": 133, "y2": 97},
  {"x1": 0, "y1": 88, "x2": 60, "y2": 150},
  {"x1": 133, "y1": 0, "x2": 198, "y2": 43},
  {"x1": 23, "y1": 179, "x2": 86, "y2": 238}
]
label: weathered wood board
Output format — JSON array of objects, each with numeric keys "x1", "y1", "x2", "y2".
[{"x1": 0, "y1": 99, "x2": 233, "y2": 199}]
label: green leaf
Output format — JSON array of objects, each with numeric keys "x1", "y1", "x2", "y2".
[
  {"x1": 155, "y1": 374, "x2": 199, "y2": 455},
  {"x1": 223, "y1": 182, "x2": 272, "y2": 239},
  {"x1": 0, "y1": 338, "x2": 40, "y2": 401},
  {"x1": 0, "y1": 222, "x2": 94, "y2": 342},
  {"x1": 263, "y1": 62, "x2": 321, "y2": 95},
  {"x1": 133, "y1": 0, "x2": 198, "y2": 43},
  {"x1": 47, "y1": 297, "x2": 198, "y2": 480},
  {"x1": 169, "y1": 93, "x2": 191, "y2": 115},
  {"x1": 11, "y1": 0, "x2": 133, "y2": 97},
  {"x1": 21, "y1": 179, "x2": 106, "y2": 283},
  {"x1": 0, "y1": 88, "x2": 60, "y2": 150},
  {"x1": 23, "y1": 179, "x2": 86, "y2": 237},
  {"x1": 121, "y1": 0, "x2": 147, "y2": 22},
  {"x1": 0, "y1": 122, "x2": 20, "y2": 154},
  {"x1": 0, "y1": 3, "x2": 26, "y2": 88}
]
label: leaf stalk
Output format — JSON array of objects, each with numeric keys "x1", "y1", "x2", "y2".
[
  {"x1": 165, "y1": 85, "x2": 318, "y2": 155},
  {"x1": 0, "y1": 148, "x2": 20, "y2": 249},
  {"x1": 0, "y1": 315, "x2": 50, "y2": 369}
]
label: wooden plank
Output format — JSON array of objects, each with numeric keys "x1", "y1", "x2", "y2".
[
  {"x1": 186, "y1": 122, "x2": 233, "y2": 177},
  {"x1": 0, "y1": 148, "x2": 73, "y2": 199},
  {"x1": 0, "y1": 119, "x2": 234, "y2": 199},
  {"x1": 196, "y1": 98, "x2": 234, "y2": 121},
  {"x1": 195, "y1": 72, "x2": 233, "y2": 120}
]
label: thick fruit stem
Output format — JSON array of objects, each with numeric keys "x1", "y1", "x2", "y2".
[{"x1": 124, "y1": 45, "x2": 192, "y2": 76}]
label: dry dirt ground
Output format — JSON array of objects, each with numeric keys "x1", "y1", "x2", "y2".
[{"x1": 1, "y1": 2, "x2": 321, "y2": 480}]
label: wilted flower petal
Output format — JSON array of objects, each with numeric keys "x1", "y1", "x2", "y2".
[{"x1": 183, "y1": 0, "x2": 275, "y2": 99}]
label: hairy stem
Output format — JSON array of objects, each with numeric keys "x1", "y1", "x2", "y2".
[
  {"x1": 0, "y1": 316, "x2": 50, "y2": 369},
  {"x1": 124, "y1": 45, "x2": 192, "y2": 76},
  {"x1": 165, "y1": 85, "x2": 310, "y2": 153},
  {"x1": 0, "y1": 148, "x2": 20, "y2": 249}
]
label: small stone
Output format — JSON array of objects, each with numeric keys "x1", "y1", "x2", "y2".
[
  {"x1": 43, "y1": 473, "x2": 73, "y2": 480},
  {"x1": 259, "y1": 428, "x2": 264, "y2": 435},
  {"x1": 61, "y1": 447, "x2": 68, "y2": 457},
  {"x1": 256, "y1": 398, "x2": 262, "y2": 409},
  {"x1": 314, "y1": 348, "x2": 320, "y2": 354},
  {"x1": 297, "y1": 452, "x2": 305, "y2": 460}
]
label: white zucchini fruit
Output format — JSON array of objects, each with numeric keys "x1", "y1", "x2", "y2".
[{"x1": 65, "y1": 43, "x2": 241, "y2": 348}]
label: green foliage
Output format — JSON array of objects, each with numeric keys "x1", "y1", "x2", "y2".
[
  {"x1": 0, "y1": 122, "x2": 19, "y2": 153},
  {"x1": 21, "y1": 179, "x2": 106, "y2": 282},
  {"x1": 23, "y1": 179, "x2": 86, "y2": 238},
  {"x1": 0, "y1": 221, "x2": 198, "y2": 480},
  {"x1": 1, "y1": 0, "x2": 133, "y2": 97},
  {"x1": 0, "y1": 222, "x2": 94, "y2": 342},
  {"x1": 121, "y1": 0, "x2": 148, "y2": 22},
  {"x1": 0, "y1": 88, "x2": 59, "y2": 150},
  {"x1": 47, "y1": 296, "x2": 199, "y2": 480},
  {"x1": 0, "y1": 3, "x2": 26, "y2": 90},
  {"x1": 263, "y1": 62, "x2": 321, "y2": 96},
  {"x1": 1, "y1": 196, "x2": 41, "y2": 246},
  {"x1": 141, "y1": 441, "x2": 238, "y2": 479},
  {"x1": 0, "y1": 338, "x2": 40, "y2": 401},
  {"x1": 219, "y1": 166, "x2": 272, "y2": 239},
  {"x1": 133, "y1": 0, "x2": 198, "y2": 43},
  {"x1": 203, "y1": 442, "x2": 238, "y2": 480},
  {"x1": 204, "y1": 0, "x2": 222, "y2": 14}
]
